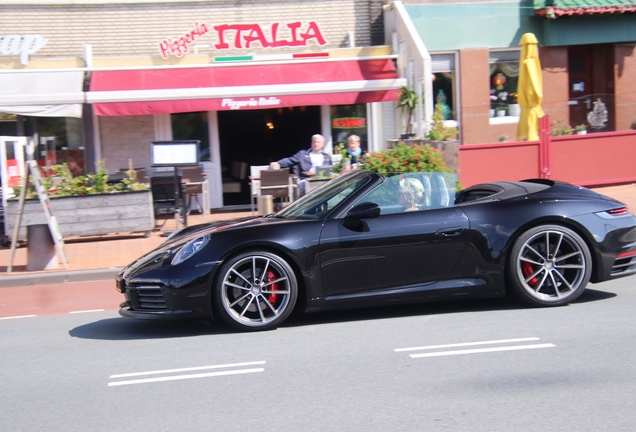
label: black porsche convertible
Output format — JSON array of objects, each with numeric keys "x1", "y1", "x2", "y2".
[{"x1": 116, "y1": 170, "x2": 636, "y2": 331}]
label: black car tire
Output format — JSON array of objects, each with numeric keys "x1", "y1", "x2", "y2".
[
  {"x1": 507, "y1": 224, "x2": 592, "y2": 307},
  {"x1": 213, "y1": 251, "x2": 298, "y2": 331}
]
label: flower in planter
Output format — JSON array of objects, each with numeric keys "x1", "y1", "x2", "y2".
[{"x1": 359, "y1": 142, "x2": 452, "y2": 175}]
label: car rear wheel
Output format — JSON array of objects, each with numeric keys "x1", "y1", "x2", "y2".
[
  {"x1": 214, "y1": 251, "x2": 298, "y2": 331},
  {"x1": 508, "y1": 225, "x2": 592, "y2": 306}
]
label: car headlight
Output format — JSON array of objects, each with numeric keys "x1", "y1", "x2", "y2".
[{"x1": 171, "y1": 235, "x2": 210, "y2": 266}]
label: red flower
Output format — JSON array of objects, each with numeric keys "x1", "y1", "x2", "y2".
[{"x1": 403, "y1": 161, "x2": 408, "y2": 166}]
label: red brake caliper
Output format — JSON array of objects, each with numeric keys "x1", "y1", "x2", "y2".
[
  {"x1": 522, "y1": 262, "x2": 538, "y2": 286},
  {"x1": 267, "y1": 270, "x2": 278, "y2": 303}
]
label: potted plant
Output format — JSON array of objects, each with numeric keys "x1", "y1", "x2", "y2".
[
  {"x1": 575, "y1": 124, "x2": 587, "y2": 135},
  {"x1": 495, "y1": 106, "x2": 507, "y2": 117},
  {"x1": 426, "y1": 105, "x2": 458, "y2": 142},
  {"x1": 396, "y1": 86, "x2": 418, "y2": 139},
  {"x1": 550, "y1": 120, "x2": 573, "y2": 136},
  {"x1": 508, "y1": 93, "x2": 520, "y2": 116},
  {"x1": 359, "y1": 142, "x2": 452, "y2": 175}
]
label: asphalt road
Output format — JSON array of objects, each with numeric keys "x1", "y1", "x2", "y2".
[{"x1": 1, "y1": 277, "x2": 636, "y2": 431}]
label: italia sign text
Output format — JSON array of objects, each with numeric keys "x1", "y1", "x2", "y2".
[{"x1": 159, "y1": 21, "x2": 327, "y2": 59}]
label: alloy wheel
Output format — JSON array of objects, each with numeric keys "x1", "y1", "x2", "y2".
[
  {"x1": 515, "y1": 228, "x2": 588, "y2": 303},
  {"x1": 219, "y1": 253, "x2": 296, "y2": 329}
]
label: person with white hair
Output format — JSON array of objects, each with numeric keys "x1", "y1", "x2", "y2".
[
  {"x1": 270, "y1": 134, "x2": 332, "y2": 196},
  {"x1": 346, "y1": 134, "x2": 365, "y2": 165},
  {"x1": 398, "y1": 177, "x2": 426, "y2": 211}
]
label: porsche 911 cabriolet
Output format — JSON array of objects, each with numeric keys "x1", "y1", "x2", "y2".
[{"x1": 116, "y1": 170, "x2": 636, "y2": 331}]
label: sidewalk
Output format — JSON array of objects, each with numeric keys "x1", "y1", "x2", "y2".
[
  {"x1": 1, "y1": 183, "x2": 635, "y2": 288},
  {"x1": 0, "y1": 210, "x2": 253, "y2": 288}
]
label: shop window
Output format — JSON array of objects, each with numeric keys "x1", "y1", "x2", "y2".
[
  {"x1": 330, "y1": 105, "x2": 368, "y2": 152},
  {"x1": 171, "y1": 112, "x2": 210, "y2": 161},
  {"x1": 431, "y1": 53, "x2": 457, "y2": 122},
  {"x1": 433, "y1": 73, "x2": 455, "y2": 121},
  {"x1": 489, "y1": 51, "x2": 520, "y2": 118},
  {"x1": 35, "y1": 117, "x2": 84, "y2": 175}
]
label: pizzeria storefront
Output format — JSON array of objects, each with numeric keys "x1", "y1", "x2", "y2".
[{"x1": 0, "y1": 0, "x2": 402, "y2": 209}]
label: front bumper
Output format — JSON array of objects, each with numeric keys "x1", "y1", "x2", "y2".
[
  {"x1": 116, "y1": 270, "x2": 214, "y2": 321},
  {"x1": 119, "y1": 305, "x2": 206, "y2": 320}
]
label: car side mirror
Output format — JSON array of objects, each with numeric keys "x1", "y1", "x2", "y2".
[{"x1": 345, "y1": 202, "x2": 381, "y2": 221}]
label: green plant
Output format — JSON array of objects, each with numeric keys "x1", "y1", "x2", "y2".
[
  {"x1": 575, "y1": 124, "x2": 587, "y2": 132},
  {"x1": 425, "y1": 105, "x2": 458, "y2": 141},
  {"x1": 495, "y1": 106, "x2": 507, "y2": 112},
  {"x1": 499, "y1": 135, "x2": 507, "y2": 142},
  {"x1": 331, "y1": 143, "x2": 350, "y2": 174},
  {"x1": 550, "y1": 120, "x2": 573, "y2": 136},
  {"x1": 396, "y1": 86, "x2": 418, "y2": 135},
  {"x1": 13, "y1": 161, "x2": 147, "y2": 199},
  {"x1": 359, "y1": 142, "x2": 452, "y2": 175}
]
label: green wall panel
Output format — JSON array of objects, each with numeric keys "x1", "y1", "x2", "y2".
[
  {"x1": 404, "y1": 1, "x2": 542, "y2": 51},
  {"x1": 404, "y1": 1, "x2": 636, "y2": 50}
]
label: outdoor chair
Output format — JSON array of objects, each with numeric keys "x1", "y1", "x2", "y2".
[
  {"x1": 150, "y1": 172, "x2": 187, "y2": 229},
  {"x1": 249, "y1": 165, "x2": 270, "y2": 215},
  {"x1": 178, "y1": 165, "x2": 209, "y2": 215},
  {"x1": 259, "y1": 168, "x2": 295, "y2": 210}
]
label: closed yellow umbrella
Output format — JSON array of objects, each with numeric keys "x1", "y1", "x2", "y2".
[{"x1": 516, "y1": 33, "x2": 545, "y2": 141}]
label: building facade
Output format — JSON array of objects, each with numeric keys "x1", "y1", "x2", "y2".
[
  {"x1": 0, "y1": 0, "x2": 403, "y2": 208},
  {"x1": 386, "y1": 0, "x2": 636, "y2": 144}
]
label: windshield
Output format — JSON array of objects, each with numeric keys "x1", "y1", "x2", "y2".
[
  {"x1": 276, "y1": 171, "x2": 374, "y2": 220},
  {"x1": 354, "y1": 172, "x2": 457, "y2": 214}
]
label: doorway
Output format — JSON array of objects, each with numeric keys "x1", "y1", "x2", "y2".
[
  {"x1": 568, "y1": 44, "x2": 615, "y2": 132},
  {"x1": 217, "y1": 106, "x2": 321, "y2": 205}
]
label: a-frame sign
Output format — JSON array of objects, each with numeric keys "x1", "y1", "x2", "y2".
[{"x1": 7, "y1": 138, "x2": 68, "y2": 273}]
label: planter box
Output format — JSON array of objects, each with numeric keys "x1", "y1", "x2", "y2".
[{"x1": 5, "y1": 190, "x2": 155, "y2": 240}]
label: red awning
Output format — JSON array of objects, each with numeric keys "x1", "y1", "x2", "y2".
[{"x1": 88, "y1": 59, "x2": 404, "y2": 116}]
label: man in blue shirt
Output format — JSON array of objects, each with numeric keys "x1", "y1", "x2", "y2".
[{"x1": 271, "y1": 134, "x2": 332, "y2": 195}]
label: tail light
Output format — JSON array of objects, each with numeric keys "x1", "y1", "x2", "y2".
[{"x1": 608, "y1": 207, "x2": 629, "y2": 216}]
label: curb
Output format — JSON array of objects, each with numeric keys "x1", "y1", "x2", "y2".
[{"x1": 0, "y1": 268, "x2": 122, "y2": 288}]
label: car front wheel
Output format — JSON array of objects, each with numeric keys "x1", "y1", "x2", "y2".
[
  {"x1": 214, "y1": 251, "x2": 298, "y2": 331},
  {"x1": 508, "y1": 225, "x2": 592, "y2": 306}
]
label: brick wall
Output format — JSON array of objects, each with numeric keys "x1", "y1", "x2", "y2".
[
  {"x1": 459, "y1": 48, "x2": 492, "y2": 144},
  {"x1": 540, "y1": 46, "x2": 569, "y2": 127},
  {"x1": 615, "y1": 45, "x2": 636, "y2": 131},
  {"x1": 99, "y1": 115, "x2": 155, "y2": 173},
  {"x1": 0, "y1": 0, "x2": 375, "y2": 61}
]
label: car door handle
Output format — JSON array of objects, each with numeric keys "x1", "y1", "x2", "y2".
[{"x1": 435, "y1": 227, "x2": 464, "y2": 237}]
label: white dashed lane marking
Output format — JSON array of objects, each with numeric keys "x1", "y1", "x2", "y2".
[
  {"x1": 395, "y1": 337, "x2": 556, "y2": 359},
  {"x1": 108, "y1": 361, "x2": 267, "y2": 387},
  {"x1": 0, "y1": 315, "x2": 37, "y2": 320},
  {"x1": 69, "y1": 309, "x2": 105, "y2": 314}
]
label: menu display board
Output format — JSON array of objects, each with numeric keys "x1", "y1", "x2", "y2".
[{"x1": 150, "y1": 140, "x2": 200, "y2": 166}]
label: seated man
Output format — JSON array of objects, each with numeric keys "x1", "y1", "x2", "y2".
[{"x1": 270, "y1": 134, "x2": 332, "y2": 196}]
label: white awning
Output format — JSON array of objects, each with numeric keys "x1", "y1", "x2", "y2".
[{"x1": 0, "y1": 71, "x2": 85, "y2": 118}]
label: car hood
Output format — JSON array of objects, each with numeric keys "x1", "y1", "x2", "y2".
[{"x1": 119, "y1": 215, "x2": 294, "y2": 278}]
